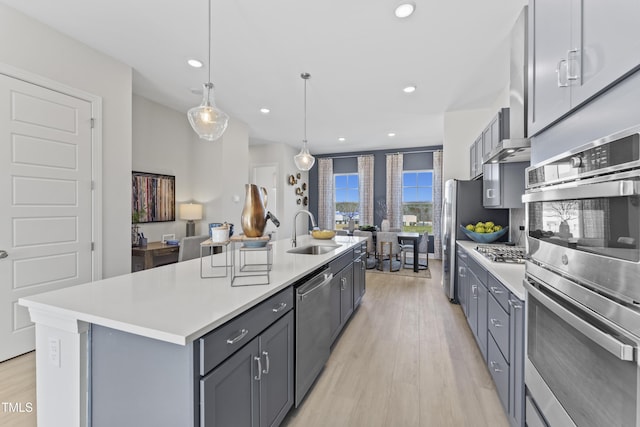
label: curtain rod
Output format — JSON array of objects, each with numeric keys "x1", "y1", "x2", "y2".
[{"x1": 323, "y1": 148, "x2": 441, "y2": 160}]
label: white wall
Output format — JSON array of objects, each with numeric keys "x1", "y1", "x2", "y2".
[
  {"x1": 132, "y1": 95, "x2": 194, "y2": 242},
  {"x1": 0, "y1": 4, "x2": 132, "y2": 278},
  {"x1": 190, "y1": 118, "x2": 250, "y2": 237},
  {"x1": 249, "y1": 143, "x2": 309, "y2": 240}
]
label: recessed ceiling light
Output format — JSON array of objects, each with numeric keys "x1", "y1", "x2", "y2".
[
  {"x1": 388, "y1": 132, "x2": 396, "y2": 137},
  {"x1": 506, "y1": 149, "x2": 515, "y2": 153},
  {"x1": 395, "y1": 2, "x2": 415, "y2": 18},
  {"x1": 260, "y1": 108, "x2": 270, "y2": 114},
  {"x1": 403, "y1": 85, "x2": 417, "y2": 93},
  {"x1": 187, "y1": 59, "x2": 203, "y2": 68},
  {"x1": 338, "y1": 137, "x2": 346, "y2": 142}
]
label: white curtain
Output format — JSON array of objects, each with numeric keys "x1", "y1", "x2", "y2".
[
  {"x1": 318, "y1": 158, "x2": 335, "y2": 230},
  {"x1": 386, "y1": 153, "x2": 403, "y2": 230},
  {"x1": 357, "y1": 155, "x2": 374, "y2": 226},
  {"x1": 433, "y1": 150, "x2": 443, "y2": 259}
]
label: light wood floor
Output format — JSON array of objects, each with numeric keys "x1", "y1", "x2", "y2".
[
  {"x1": 283, "y1": 260, "x2": 509, "y2": 427},
  {"x1": 0, "y1": 260, "x2": 508, "y2": 427}
]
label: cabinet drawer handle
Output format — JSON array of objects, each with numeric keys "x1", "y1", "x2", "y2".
[
  {"x1": 490, "y1": 318, "x2": 503, "y2": 328},
  {"x1": 486, "y1": 188, "x2": 495, "y2": 199},
  {"x1": 472, "y1": 285, "x2": 477, "y2": 298},
  {"x1": 262, "y1": 351, "x2": 270, "y2": 374},
  {"x1": 567, "y1": 48, "x2": 580, "y2": 81},
  {"x1": 254, "y1": 356, "x2": 262, "y2": 381},
  {"x1": 556, "y1": 59, "x2": 569, "y2": 87},
  {"x1": 490, "y1": 361, "x2": 503, "y2": 373},
  {"x1": 458, "y1": 266, "x2": 466, "y2": 277},
  {"x1": 508, "y1": 299, "x2": 522, "y2": 310},
  {"x1": 226, "y1": 328, "x2": 249, "y2": 345},
  {"x1": 490, "y1": 286, "x2": 504, "y2": 295},
  {"x1": 272, "y1": 302, "x2": 287, "y2": 313}
]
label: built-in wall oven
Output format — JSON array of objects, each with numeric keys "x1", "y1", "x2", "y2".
[{"x1": 522, "y1": 125, "x2": 640, "y2": 427}]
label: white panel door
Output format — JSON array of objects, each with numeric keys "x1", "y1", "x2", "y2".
[{"x1": 0, "y1": 74, "x2": 93, "y2": 362}]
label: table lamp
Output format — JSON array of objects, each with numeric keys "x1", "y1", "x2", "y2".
[{"x1": 180, "y1": 203, "x2": 203, "y2": 237}]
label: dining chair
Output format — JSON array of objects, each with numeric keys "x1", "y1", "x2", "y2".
[
  {"x1": 375, "y1": 231, "x2": 402, "y2": 272},
  {"x1": 353, "y1": 230, "x2": 377, "y2": 269},
  {"x1": 178, "y1": 235, "x2": 209, "y2": 262},
  {"x1": 402, "y1": 231, "x2": 429, "y2": 270}
]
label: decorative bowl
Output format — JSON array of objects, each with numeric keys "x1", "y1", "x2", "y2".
[
  {"x1": 311, "y1": 229, "x2": 336, "y2": 240},
  {"x1": 459, "y1": 225, "x2": 509, "y2": 243}
]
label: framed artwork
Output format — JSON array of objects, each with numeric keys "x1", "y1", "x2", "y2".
[{"x1": 132, "y1": 171, "x2": 176, "y2": 223}]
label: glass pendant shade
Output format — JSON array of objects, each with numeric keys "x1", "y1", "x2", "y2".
[
  {"x1": 188, "y1": 83, "x2": 229, "y2": 141},
  {"x1": 294, "y1": 140, "x2": 315, "y2": 171}
]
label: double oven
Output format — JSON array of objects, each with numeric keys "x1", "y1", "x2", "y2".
[{"x1": 522, "y1": 126, "x2": 640, "y2": 427}]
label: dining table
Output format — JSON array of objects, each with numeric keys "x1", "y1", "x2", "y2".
[{"x1": 396, "y1": 231, "x2": 420, "y2": 272}]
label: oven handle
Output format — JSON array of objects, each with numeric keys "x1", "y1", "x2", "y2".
[
  {"x1": 522, "y1": 180, "x2": 639, "y2": 203},
  {"x1": 524, "y1": 279, "x2": 635, "y2": 362}
]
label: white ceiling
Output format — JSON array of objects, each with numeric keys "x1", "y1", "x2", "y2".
[{"x1": 0, "y1": 0, "x2": 527, "y2": 154}]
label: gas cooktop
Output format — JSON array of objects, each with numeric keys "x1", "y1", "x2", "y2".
[{"x1": 475, "y1": 244, "x2": 527, "y2": 264}]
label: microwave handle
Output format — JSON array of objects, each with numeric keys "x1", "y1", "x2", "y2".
[
  {"x1": 524, "y1": 280, "x2": 635, "y2": 362},
  {"x1": 522, "y1": 180, "x2": 640, "y2": 203}
]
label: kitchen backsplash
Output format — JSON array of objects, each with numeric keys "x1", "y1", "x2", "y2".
[{"x1": 509, "y1": 208, "x2": 525, "y2": 245}]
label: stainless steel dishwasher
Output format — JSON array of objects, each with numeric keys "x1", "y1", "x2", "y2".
[{"x1": 295, "y1": 266, "x2": 333, "y2": 407}]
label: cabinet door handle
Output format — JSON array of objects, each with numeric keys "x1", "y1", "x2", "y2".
[
  {"x1": 490, "y1": 286, "x2": 504, "y2": 295},
  {"x1": 226, "y1": 328, "x2": 249, "y2": 345},
  {"x1": 556, "y1": 59, "x2": 569, "y2": 87},
  {"x1": 272, "y1": 302, "x2": 287, "y2": 313},
  {"x1": 254, "y1": 356, "x2": 262, "y2": 381},
  {"x1": 262, "y1": 351, "x2": 270, "y2": 374},
  {"x1": 490, "y1": 361, "x2": 503, "y2": 373},
  {"x1": 508, "y1": 299, "x2": 522, "y2": 310},
  {"x1": 490, "y1": 318, "x2": 503, "y2": 328},
  {"x1": 459, "y1": 266, "x2": 466, "y2": 278},
  {"x1": 486, "y1": 188, "x2": 495, "y2": 199},
  {"x1": 567, "y1": 48, "x2": 580, "y2": 81},
  {"x1": 472, "y1": 285, "x2": 477, "y2": 298},
  {"x1": 341, "y1": 277, "x2": 346, "y2": 290}
]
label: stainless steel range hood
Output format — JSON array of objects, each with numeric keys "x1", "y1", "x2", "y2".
[{"x1": 483, "y1": 6, "x2": 529, "y2": 165}]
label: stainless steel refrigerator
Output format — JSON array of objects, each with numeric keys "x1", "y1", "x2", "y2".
[{"x1": 441, "y1": 179, "x2": 509, "y2": 301}]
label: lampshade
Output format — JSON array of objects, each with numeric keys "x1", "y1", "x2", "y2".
[
  {"x1": 294, "y1": 73, "x2": 315, "y2": 171},
  {"x1": 187, "y1": 0, "x2": 229, "y2": 141},
  {"x1": 179, "y1": 203, "x2": 203, "y2": 221}
]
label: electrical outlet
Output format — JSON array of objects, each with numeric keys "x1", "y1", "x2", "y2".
[{"x1": 48, "y1": 337, "x2": 60, "y2": 367}]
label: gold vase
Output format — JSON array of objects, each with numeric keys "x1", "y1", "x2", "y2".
[{"x1": 241, "y1": 184, "x2": 268, "y2": 237}]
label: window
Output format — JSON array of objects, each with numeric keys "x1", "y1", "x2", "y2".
[
  {"x1": 402, "y1": 170, "x2": 433, "y2": 233},
  {"x1": 335, "y1": 173, "x2": 359, "y2": 229}
]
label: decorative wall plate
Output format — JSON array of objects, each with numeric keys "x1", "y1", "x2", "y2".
[
  {"x1": 295, "y1": 187, "x2": 302, "y2": 195},
  {"x1": 288, "y1": 175, "x2": 295, "y2": 185},
  {"x1": 297, "y1": 198, "x2": 302, "y2": 205},
  {"x1": 303, "y1": 196, "x2": 308, "y2": 206},
  {"x1": 296, "y1": 173, "x2": 301, "y2": 179},
  {"x1": 302, "y1": 183, "x2": 307, "y2": 191}
]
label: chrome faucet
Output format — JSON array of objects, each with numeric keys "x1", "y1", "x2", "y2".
[{"x1": 292, "y1": 209, "x2": 317, "y2": 247}]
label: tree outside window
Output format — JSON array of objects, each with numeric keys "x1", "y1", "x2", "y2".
[
  {"x1": 335, "y1": 174, "x2": 359, "y2": 229},
  {"x1": 402, "y1": 170, "x2": 433, "y2": 233}
]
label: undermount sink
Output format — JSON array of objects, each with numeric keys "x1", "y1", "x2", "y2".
[{"x1": 287, "y1": 244, "x2": 340, "y2": 255}]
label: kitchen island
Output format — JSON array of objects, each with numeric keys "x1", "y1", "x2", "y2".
[{"x1": 19, "y1": 235, "x2": 365, "y2": 427}]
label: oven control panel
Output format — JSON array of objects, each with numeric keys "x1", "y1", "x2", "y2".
[{"x1": 527, "y1": 130, "x2": 640, "y2": 188}]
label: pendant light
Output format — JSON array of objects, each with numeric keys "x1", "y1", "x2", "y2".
[
  {"x1": 187, "y1": 0, "x2": 229, "y2": 141},
  {"x1": 294, "y1": 72, "x2": 316, "y2": 171}
]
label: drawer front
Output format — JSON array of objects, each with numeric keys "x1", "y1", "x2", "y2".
[
  {"x1": 487, "y1": 274, "x2": 510, "y2": 312},
  {"x1": 330, "y1": 250, "x2": 353, "y2": 275},
  {"x1": 487, "y1": 334, "x2": 509, "y2": 413},
  {"x1": 199, "y1": 287, "x2": 293, "y2": 375},
  {"x1": 353, "y1": 242, "x2": 366, "y2": 257},
  {"x1": 467, "y1": 256, "x2": 487, "y2": 286},
  {"x1": 488, "y1": 294, "x2": 510, "y2": 362},
  {"x1": 155, "y1": 247, "x2": 179, "y2": 256}
]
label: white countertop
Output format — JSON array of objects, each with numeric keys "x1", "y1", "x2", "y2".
[
  {"x1": 19, "y1": 235, "x2": 364, "y2": 346},
  {"x1": 457, "y1": 240, "x2": 525, "y2": 300}
]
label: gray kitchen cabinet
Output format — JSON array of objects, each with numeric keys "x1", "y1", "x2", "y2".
[
  {"x1": 200, "y1": 310, "x2": 294, "y2": 427},
  {"x1": 475, "y1": 137, "x2": 484, "y2": 178},
  {"x1": 477, "y1": 276, "x2": 488, "y2": 361},
  {"x1": 456, "y1": 251, "x2": 469, "y2": 316},
  {"x1": 353, "y1": 243, "x2": 366, "y2": 308},
  {"x1": 467, "y1": 254, "x2": 488, "y2": 361},
  {"x1": 482, "y1": 162, "x2": 527, "y2": 209},
  {"x1": 470, "y1": 141, "x2": 478, "y2": 179},
  {"x1": 528, "y1": 0, "x2": 640, "y2": 135},
  {"x1": 330, "y1": 264, "x2": 354, "y2": 343},
  {"x1": 467, "y1": 269, "x2": 479, "y2": 340}
]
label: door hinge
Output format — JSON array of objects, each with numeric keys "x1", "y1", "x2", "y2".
[
  {"x1": 91, "y1": 180, "x2": 95, "y2": 190},
  {"x1": 90, "y1": 118, "x2": 95, "y2": 128},
  {"x1": 91, "y1": 242, "x2": 95, "y2": 251}
]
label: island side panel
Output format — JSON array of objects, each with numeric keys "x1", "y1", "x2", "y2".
[{"x1": 91, "y1": 325, "x2": 197, "y2": 427}]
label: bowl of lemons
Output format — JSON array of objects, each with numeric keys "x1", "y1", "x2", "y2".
[{"x1": 460, "y1": 222, "x2": 509, "y2": 243}]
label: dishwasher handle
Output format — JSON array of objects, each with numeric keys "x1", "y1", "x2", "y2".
[{"x1": 297, "y1": 270, "x2": 333, "y2": 300}]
